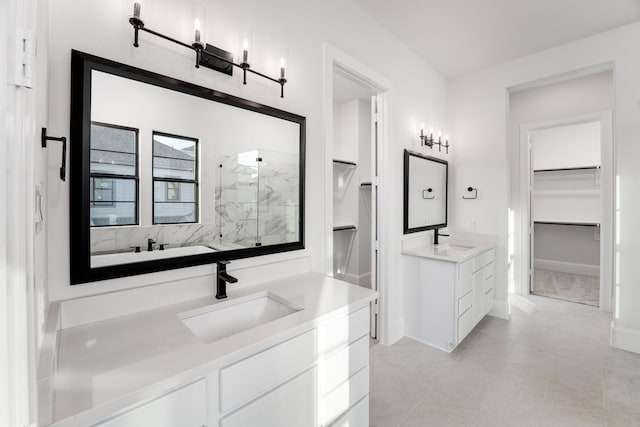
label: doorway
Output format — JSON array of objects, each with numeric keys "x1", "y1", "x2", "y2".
[
  {"x1": 331, "y1": 73, "x2": 380, "y2": 342},
  {"x1": 323, "y1": 45, "x2": 390, "y2": 343},
  {"x1": 519, "y1": 112, "x2": 614, "y2": 311},
  {"x1": 528, "y1": 122, "x2": 603, "y2": 306}
]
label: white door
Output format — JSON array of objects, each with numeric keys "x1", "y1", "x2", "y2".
[{"x1": 370, "y1": 94, "x2": 382, "y2": 340}]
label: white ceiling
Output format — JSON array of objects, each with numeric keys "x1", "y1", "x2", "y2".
[{"x1": 353, "y1": 0, "x2": 640, "y2": 78}]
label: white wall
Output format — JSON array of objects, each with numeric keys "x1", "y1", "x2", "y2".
[
  {"x1": 47, "y1": 0, "x2": 448, "y2": 344},
  {"x1": 534, "y1": 223, "x2": 600, "y2": 270},
  {"x1": 531, "y1": 121, "x2": 601, "y2": 170},
  {"x1": 449, "y1": 22, "x2": 640, "y2": 352}
]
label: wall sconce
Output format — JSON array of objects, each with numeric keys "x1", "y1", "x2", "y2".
[
  {"x1": 128, "y1": 2, "x2": 288, "y2": 97},
  {"x1": 419, "y1": 124, "x2": 450, "y2": 154}
]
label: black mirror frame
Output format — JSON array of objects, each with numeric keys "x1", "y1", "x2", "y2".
[
  {"x1": 70, "y1": 50, "x2": 305, "y2": 284},
  {"x1": 403, "y1": 149, "x2": 448, "y2": 234}
]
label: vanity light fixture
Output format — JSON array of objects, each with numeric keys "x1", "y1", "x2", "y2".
[
  {"x1": 128, "y1": 2, "x2": 288, "y2": 97},
  {"x1": 419, "y1": 124, "x2": 450, "y2": 154}
]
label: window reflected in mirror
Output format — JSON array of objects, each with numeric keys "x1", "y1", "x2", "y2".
[
  {"x1": 152, "y1": 132, "x2": 198, "y2": 224},
  {"x1": 89, "y1": 122, "x2": 138, "y2": 226}
]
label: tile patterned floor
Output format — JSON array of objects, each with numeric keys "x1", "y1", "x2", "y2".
[
  {"x1": 532, "y1": 269, "x2": 600, "y2": 307},
  {"x1": 369, "y1": 295, "x2": 640, "y2": 426}
]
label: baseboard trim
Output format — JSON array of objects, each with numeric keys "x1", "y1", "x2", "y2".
[
  {"x1": 404, "y1": 334, "x2": 452, "y2": 353},
  {"x1": 509, "y1": 294, "x2": 536, "y2": 315},
  {"x1": 383, "y1": 318, "x2": 404, "y2": 346},
  {"x1": 534, "y1": 259, "x2": 599, "y2": 277},
  {"x1": 488, "y1": 299, "x2": 510, "y2": 319},
  {"x1": 611, "y1": 323, "x2": 640, "y2": 354}
]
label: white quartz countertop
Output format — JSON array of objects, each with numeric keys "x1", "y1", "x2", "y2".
[
  {"x1": 401, "y1": 239, "x2": 495, "y2": 263},
  {"x1": 51, "y1": 273, "x2": 377, "y2": 426}
]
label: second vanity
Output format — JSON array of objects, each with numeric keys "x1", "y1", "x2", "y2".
[
  {"x1": 43, "y1": 273, "x2": 377, "y2": 427},
  {"x1": 402, "y1": 237, "x2": 496, "y2": 352}
]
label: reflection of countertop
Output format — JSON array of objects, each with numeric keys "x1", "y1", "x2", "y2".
[
  {"x1": 90, "y1": 245, "x2": 216, "y2": 268},
  {"x1": 401, "y1": 239, "x2": 495, "y2": 263},
  {"x1": 51, "y1": 273, "x2": 377, "y2": 426}
]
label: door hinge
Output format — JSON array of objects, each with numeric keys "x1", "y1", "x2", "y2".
[
  {"x1": 372, "y1": 300, "x2": 379, "y2": 314},
  {"x1": 15, "y1": 30, "x2": 36, "y2": 88},
  {"x1": 372, "y1": 176, "x2": 379, "y2": 186},
  {"x1": 374, "y1": 240, "x2": 380, "y2": 250}
]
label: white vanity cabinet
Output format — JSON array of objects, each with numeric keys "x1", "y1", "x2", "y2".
[
  {"x1": 48, "y1": 274, "x2": 376, "y2": 427},
  {"x1": 78, "y1": 306, "x2": 371, "y2": 427},
  {"x1": 216, "y1": 306, "x2": 370, "y2": 427},
  {"x1": 404, "y1": 247, "x2": 495, "y2": 352},
  {"x1": 92, "y1": 380, "x2": 207, "y2": 427}
]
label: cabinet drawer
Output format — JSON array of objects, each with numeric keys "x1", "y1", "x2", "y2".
[
  {"x1": 473, "y1": 249, "x2": 495, "y2": 271},
  {"x1": 458, "y1": 290, "x2": 473, "y2": 315},
  {"x1": 220, "y1": 330, "x2": 316, "y2": 412},
  {"x1": 473, "y1": 270, "x2": 485, "y2": 324},
  {"x1": 319, "y1": 367, "x2": 369, "y2": 426},
  {"x1": 485, "y1": 288, "x2": 495, "y2": 314},
  {"x1": 330, "y1": 396, "x2": 369, "y2": 427},
  {"x1": 484, "y1": 271, "x2": 495, "y2": 293},
  {"x1": 318, "y1": 307, "x2": 369, "y2": 356},
  {"x1": 94, "y1": 380, "x2": 206, "y2": 427},
  {"x1": 220, "y1": 368, "x2": 316, "y2": 427},
  {"x1": 319, "y1": 335, "x2": 369, "y2": 395},
  {"x1": 458, "y1": 259, "x2": 473, "y2": 296},
  {"x1": 458, "y1": 259, "x2": 473, "y2": 281},
  {"x1": 458, "y1": 307, "x2": 474, "y2": 343},
  {"x1": 484, "y1": 262, "x2": 495, "y2": 280},
  {"x1": 486, "y1": 248, "x2": 495, "y2": 263}
]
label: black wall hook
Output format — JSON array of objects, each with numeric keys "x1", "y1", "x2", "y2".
[
  {"x1": 463, "y1": 186, "x2": 477, "y2": 199},
  {"x1": 41, "y1": 127, "x2": 67, "y2": 181}
]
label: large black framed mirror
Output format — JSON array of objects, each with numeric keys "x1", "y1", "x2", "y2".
[
  {"x1": 70, "y1": 50, "x2": 305, "y2": 284},
  {"x1": 403, "y1": 149, "x2": 448, "y2": 234}
]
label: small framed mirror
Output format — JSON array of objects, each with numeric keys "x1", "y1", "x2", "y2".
[{"x1": 403, "y1": 149, "x2": 448, "y2": 234}]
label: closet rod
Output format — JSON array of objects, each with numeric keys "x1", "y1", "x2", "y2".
[
  {"x1": 533, "y1": 166, "x2": 600, "y2": 172},
  {"x1": 333, "y1": 159, "x2": 357, "y2": 167},
  {"x1": 534, "y1": 221, "x2": 599, "y2": 227},
  {"x1": 333, "y1": 225, "x2": 357, "y2": 231}
]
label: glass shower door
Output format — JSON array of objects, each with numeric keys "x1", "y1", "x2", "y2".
[{"x1": 216, "y1": 151, "x2": 259, "y2": 249}]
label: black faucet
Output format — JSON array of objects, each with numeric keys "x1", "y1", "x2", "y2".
[
  {"x1": 433, "y1": 229, "x2": 450, "y2": 245},
  {"x1": 216, "y1": 261, "x2": 238, "y2": 299},
  {"x1": 147, "y1": 238, "x2": 156, "y2": 252}
]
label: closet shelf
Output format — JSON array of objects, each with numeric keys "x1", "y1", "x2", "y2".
[
  {"x1": 532, "y1": 189, "x2": 600, "y2": 196},
  {"x1": 333, "y1": 159, "x2": 357, "y2": 167},
  {"x1": 333, "y1": 225, "x2": 357, "y2": 232},
  {"x1": 534, "y1": 220, "x2": 600, "y2": 227},
  {"x1": 533, "y1": 165, "x2": 600, "y2": 173}
]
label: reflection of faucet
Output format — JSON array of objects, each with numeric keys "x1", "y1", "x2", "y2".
[
  {"x1": 216, "y1": 261, "x2": 238, "y2": 299},
  {"x1": 147, "y1": 238, "x2": 156, "y2": 252}
]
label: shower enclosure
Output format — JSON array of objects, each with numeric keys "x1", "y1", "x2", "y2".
[{"x1": 215, "y1": 149, "x2": 299, "y2": 249}]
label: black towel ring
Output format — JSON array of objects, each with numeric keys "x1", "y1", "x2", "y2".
[{"x1": 463, "y1": 187, "x2": 478, "y2": 199}]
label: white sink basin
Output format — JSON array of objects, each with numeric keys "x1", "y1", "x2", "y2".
[
  {"x1": 433, "y1": 243, "x2": 476, "y2": 256},
  {"x1": 179, "y1": 292, "x2": 303, "y2": 343},
  {"x1": 446, "y1": 243, "x2": 476, "y2": 250}
]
